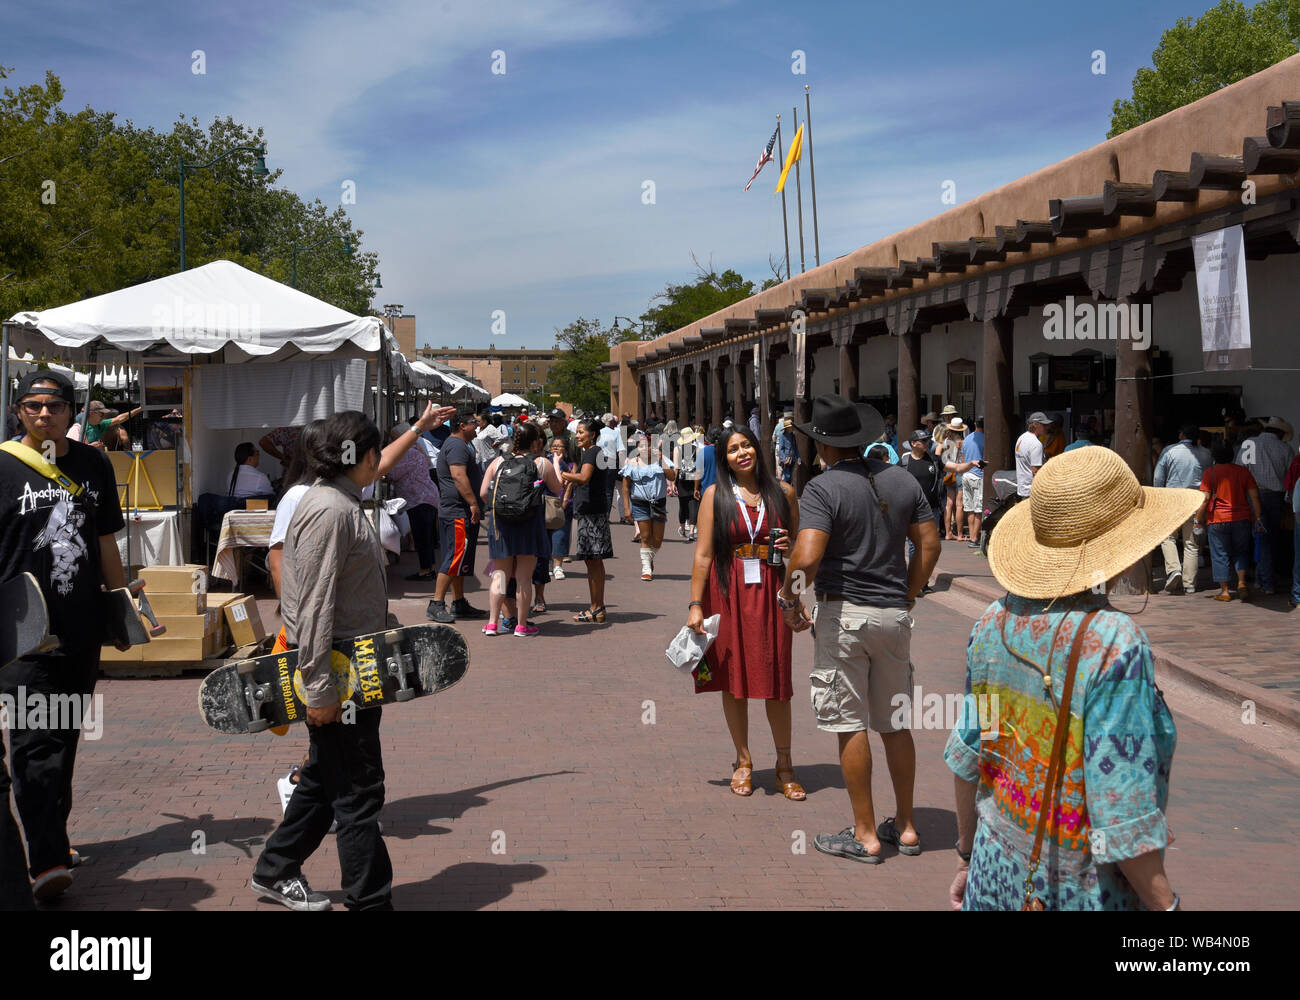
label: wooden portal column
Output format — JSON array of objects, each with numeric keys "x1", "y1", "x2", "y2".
[
  {"x1": 637, "y1": 375, "x2": 648, "y2": 426},
  {"x1": 1112, "y1": 296, "x2": 1155, "y2": 594},
  {"x1": 838, "y1": 343, "x2": 860, "y2": 402},
  {"x1": 981, "y1": 314, "x2": 1015, "y2": 501},
  {"x1": 731, "y1": 352, "x2": 746, "y2": 425},
  {"x1": 795, "y1": 350, "x2": 817, "y2": 490},
  {"x1": 758, "y1": 338, "x2": 774, "y2": 442},
  {"x1": 709, "y1": 360, "x2": 724, "y2": 429},
  {"x1": 897, "y1": 330, "x2": 922, "y2": 437}
]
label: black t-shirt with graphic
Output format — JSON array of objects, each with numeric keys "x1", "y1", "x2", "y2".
[
  {"x1": 0, "y1": 441, "x2": 124, "y2": 647},
  {"x1": 899, "y1": 451, "x2": 944, "y2": 511},
  {"x1": 573, "y1": 446, "x2": 608, "y2": 516}
]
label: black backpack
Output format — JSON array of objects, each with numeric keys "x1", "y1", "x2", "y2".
[{"x1": 491, "y1": 455, "x2": 543, "y2": 523}]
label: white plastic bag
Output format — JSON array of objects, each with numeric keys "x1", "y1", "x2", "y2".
[{"x1": 665, "y1": 615, "x2": 720, "y2": 672}]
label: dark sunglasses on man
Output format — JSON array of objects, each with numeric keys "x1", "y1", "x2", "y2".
[{"x1": 18, "y1": 399, "x2": 70, "y2": 416}]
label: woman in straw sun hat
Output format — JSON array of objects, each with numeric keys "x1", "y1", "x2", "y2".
[{"x1": 945, "y1": 447, "x2": 1201, "y2": 910}]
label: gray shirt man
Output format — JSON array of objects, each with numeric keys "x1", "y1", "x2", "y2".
[{"x1": 282, "y1": 476, "x2": 387, "y2": 707}]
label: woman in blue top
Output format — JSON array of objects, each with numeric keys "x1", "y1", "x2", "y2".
[
  {"x1": 621, "y1": 431, "x2": 676, "y2": 580},
  {"x1": 946, "y1": 447, "x2": 1201, "y2": 910}
]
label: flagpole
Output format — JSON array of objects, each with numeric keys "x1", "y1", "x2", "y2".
[
  {"x1": 776, "y1": 116, "x2": 791, "y2": 283},
  {"x1": 805, "y1": 85, "x2": 820, "y2": 268},
  {"x1": 793, "y1": 106, "x2": 806, "y2": 274}
]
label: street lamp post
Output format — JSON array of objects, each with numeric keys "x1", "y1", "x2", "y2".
[
  {"x1": 178, "y1": 143, "x2": 268, "y2": 272},
  {"x1": 612, "y1": 315, "x2": 642, "y2": 339},
  {"x1": 291, "y1": 235, "x2": 352, "y2": 288}
]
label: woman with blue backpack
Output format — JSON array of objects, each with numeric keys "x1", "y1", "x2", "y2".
[{"x1": 479, "y1": 422, "x2": 562, "y2": 637}]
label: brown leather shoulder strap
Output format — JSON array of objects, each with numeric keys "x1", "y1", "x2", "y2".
[{"x1": 1026, "y1": 609, "x2": 1100, "y2": 878}]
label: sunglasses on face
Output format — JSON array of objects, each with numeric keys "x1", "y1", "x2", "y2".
[{"x1": 19, "y1": 400, "x2": 70, "y2": 416}]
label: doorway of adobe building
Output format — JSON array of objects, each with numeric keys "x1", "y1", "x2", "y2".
[{"x1": 948, "y1": 359, "x2": 975, "y2": 423}]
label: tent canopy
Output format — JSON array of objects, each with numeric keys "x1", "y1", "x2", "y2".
[
  {"x1": 491, "y1": 392, "x2": 530, "y2": 407},
  {"x1": 5, "y1": 260, "x2": 384, "y2": 360}
]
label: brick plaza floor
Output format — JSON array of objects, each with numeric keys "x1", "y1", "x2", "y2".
[{"x1": 31, "y1": 527, "x2": 1300, "y2": 910}]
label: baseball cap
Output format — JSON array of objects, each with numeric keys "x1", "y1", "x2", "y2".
[
  {"x1": 16, "y1": 369, "x2": 75, "y2": 404},
  {"x1": 909, "y1": 428, "x2": 930, "y2": 443},
  {"x1": 1027, "y1": 411, "x2": 1051, "y2": 425},
  {"x1": 548, "y1": 408, "x2": 566, "y2": 421}
]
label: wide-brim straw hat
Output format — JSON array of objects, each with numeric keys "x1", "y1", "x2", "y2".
[
  {"x1": 1264, "y1": 416, "x2": 1293, "y2": 442},
  {"x1": 940, "y1": 404, "x2": 959, "y2": 416},
  {"x1": 989, "y1": 447, "x2": 1203, "y2": 599},
  {"x1": 679, "y1": 427, "x2": 699, "y2": 444},
  {"x1": 946, "y1": 418, "x2": 967, "y2": 433}
]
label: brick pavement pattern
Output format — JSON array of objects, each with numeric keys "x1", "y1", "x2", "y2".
[{"x1": 21, "y1": 530, "x2": 1300, "y2": 909}]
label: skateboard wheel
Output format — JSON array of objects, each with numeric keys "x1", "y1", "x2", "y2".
[
  {"x1": 394, "y1": 689, "x2": 415, "y2": 703},
  {"x1": 236, "y1": 659, "x2": 258, "y2": 675}
]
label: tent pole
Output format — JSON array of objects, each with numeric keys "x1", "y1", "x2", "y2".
[{"x1": 1, "y1": 324, "x2": 10, "y2": 426}]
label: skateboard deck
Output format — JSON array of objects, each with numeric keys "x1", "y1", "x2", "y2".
[
  {"x1": 102, "y1": 579, "x2": 165, "y2": 647},
  {"x1": 0, "y1": 573, "x2": 59, "y2": 671},
  {"x1": 197, "y1": 623, "x2": 469, "y2": 734}
]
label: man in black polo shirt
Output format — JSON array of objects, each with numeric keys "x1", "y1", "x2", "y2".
[
  {"x1": 428, "y1": 413, "x2": 486, "y2": 623},
  {"x1": 0, "y1": 370, "x2": 127, "y2": 904}
]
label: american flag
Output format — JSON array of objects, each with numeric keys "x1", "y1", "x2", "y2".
[{"x1": 743, "y1": 127, "x2": 779, "y2": 191}]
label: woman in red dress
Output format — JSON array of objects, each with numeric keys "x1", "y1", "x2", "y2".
[{"x1": 686, "y1": 426, "x2": 803, "y2": 800}]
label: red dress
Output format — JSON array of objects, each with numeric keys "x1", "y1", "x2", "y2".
[{"x1": 694, "y1": 500, "x2": 793, "y2": 701}]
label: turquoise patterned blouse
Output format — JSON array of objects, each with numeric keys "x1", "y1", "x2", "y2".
[{"x1": 944, "y1": 591, "x2": 1176, "y2": 910}]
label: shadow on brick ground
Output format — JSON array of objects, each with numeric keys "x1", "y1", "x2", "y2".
[
  {"x1": 396, "y1": 861, "x2": 547, "y2": 909},
  {"x1": 383, "y1": 772, "x2": 575, "y2": 841}
]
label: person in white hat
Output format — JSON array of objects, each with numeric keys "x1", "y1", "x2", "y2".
[
  {"x1": 948, "y1": 446, "x2": 1200, "y2": 910},
  {"x1": 1234, "y1": 416, "x2": 1294, "y2": 594}
]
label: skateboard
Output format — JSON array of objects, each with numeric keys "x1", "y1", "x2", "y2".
[
  {"x1": 197, "y1": 623, "x2": 469, "y2": 734},
  {"x1": 0, "y1": 573, "x2": 60, "y2": 671},
  {"x1": 102, "y1": 579, "x2": 166, "y2": 647}
]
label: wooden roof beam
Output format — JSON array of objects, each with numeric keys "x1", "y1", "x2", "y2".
[
  {"x1": 1188, "y1": 153, "x2": 1248, "y2": 190},
  {"x1": 1102, "y1": 181, "x2": 1158, "y2": 217},
  {"x1": 1151, "y1": 169, "x2": 1200, "y2": 202},
  {"x1": 682, "y1": 334, "x2": 704, "y2": 347},
  {"x1": 1266, "y1": 101, "x2": 1300, "y2": 149},
  {"x1": 700, "y1": 326, "x2": 728, "y2": 343},
  {"x1": 995, "y1": 224, "x2": 1032, "y2": 253},
  {"x1": 1049, "y1": 195, "x2": 1118, "y2": 237},
  {"x1": 754, "y1": 308, "x2": 788, "y2": 327},
  {"x1": 932, "y1": 241, "x2": 973, "y2": 273},
  {"x1": 967, "y1": 236, "x2": 1007, "y2": 264},
  {"x1": 1243, "y1": 135, "x2": 1300, "y2": 175},
  {"x1": 1014, "y1": 220, "x2": 1057, "y2": 244},
  {"x1": 723, "y1": 317, "x2": 758, "y2": 334}
]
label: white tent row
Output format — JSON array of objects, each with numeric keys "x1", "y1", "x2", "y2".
[
  {"x1": 491, "y1": 392, "x2": 531, "y2": 408},
  {"x1": 2, "y1": 260, "x2": 425, "y2": 497}
]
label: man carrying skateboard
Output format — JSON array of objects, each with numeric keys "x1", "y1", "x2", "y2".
[
  {"x1": 0, "y1": 370, "x2": 128, "y2": 904},
  {"x1": 251, "y1": 410, "x2": 395, "y2": 911}
]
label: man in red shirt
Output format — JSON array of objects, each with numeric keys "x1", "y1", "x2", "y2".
[{"x1": 1195, "y1": 441, "x2": 1263, "y2": 601}]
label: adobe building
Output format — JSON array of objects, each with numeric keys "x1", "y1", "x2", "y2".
[
  {"x1": 416, "y1": 345, "x2": 559, "y2": 400},
  {"x1": 606, "y1": 55, "x2": 1300, "y2": 489}
]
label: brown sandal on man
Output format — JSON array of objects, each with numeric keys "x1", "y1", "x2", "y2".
[{"x1": 730, "y1": 761, "x2": 754, "y2": 796}]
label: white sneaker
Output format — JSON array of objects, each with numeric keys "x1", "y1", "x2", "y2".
[
  {"x1": 277, "y1": 767, "x2": 300, "y2": 815},
  {"x1": 552, "y1": 565, "x2": 565, "y2": 580}
]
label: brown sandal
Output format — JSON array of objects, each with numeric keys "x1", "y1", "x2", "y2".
[
  {"x1": 773, "y1": 747, "x2": 805, "y2": 800},
  {"x1": 730, "y1": 761, "x2": 754, "y2": 796}
]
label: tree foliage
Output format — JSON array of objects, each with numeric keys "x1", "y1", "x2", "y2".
[
  {"x1": 637, "y1": 256, "x2": 758, "y2": 339},
  {"x1": 0, "y1": 67, "x2": 379, "y2": 323},
  {"x1": 549, "y1": 316, "x2": 618, "y2": 414},
  {"x1": 1108, "y1": 0, "x2": 1300, "y2": 137}
]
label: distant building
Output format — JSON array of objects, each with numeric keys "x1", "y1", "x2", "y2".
[
  {"x1": 389, "y1": 315, "x2": 416, "y2": 358},
  {"x1": 415, "y1": 345, "x2": 559, "y2": 402}
]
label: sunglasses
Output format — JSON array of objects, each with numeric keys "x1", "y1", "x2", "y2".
[{"x1": 19, "y1": 399, "x2": 70, "y2": 416}]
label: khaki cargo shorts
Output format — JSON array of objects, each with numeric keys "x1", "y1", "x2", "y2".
[
  {"x1": 810, "y1": 598, "x2": 914, "y2": 734},
  {"x1": 961, "y1": 470, "x2": 983, "y2": 512}
]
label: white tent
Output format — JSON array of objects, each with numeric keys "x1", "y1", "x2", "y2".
[
  {"x1": 491, "y1": 392, "x2": 530, "y2": 407},
  {"x1": 2, "y1": 260, "x2": 411, "y2": 497}
]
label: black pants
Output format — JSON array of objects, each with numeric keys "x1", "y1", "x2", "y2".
[
  {"x1": 677, "y1": 491, "x2": 699, "y2": 526},
  {"x1": 407, "y1": 503, "x2": 439, "y2": 572},
  {"x1": 0, "y1": 757, "x2": 34, "y2": 910},
  {"x1": 0, "y1": 646, "x2": 98, "y2": 880},
  {"x1": 254, "y1": 707, "x2": 393, "y2": 910}
]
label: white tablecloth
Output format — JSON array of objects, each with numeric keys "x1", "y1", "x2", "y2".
[{"x1": 116, "y1": 511, "x2": 183, "y2": 569}]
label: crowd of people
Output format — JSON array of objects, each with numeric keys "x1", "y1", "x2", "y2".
[{"x1": 4, "y1": 363, "x2": 1294, "y2": 912}]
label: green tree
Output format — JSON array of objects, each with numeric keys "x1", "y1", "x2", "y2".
[
  {"x1": 638, "y1": 257, "x2": 757, "y2": 339},
  {"x1": 1108, "y1": 0, "x2": 1300, "y2": 137},
  {"x1": 0, "y1": 67, "x2": 380, "y2": 323},
  {"x1": 549, "y1": 316, "x2": 617, "y2": 413}
]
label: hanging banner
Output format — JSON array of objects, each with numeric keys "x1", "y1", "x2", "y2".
[
  {"x1": 1193, "y1": 224, "x2": 1252, "y2": 372},
  {"x1": 658, "y1": 368, "x2": 668, "y2": 401}
]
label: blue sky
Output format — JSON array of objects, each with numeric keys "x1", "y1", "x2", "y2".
[{"x1": 4, "y1": 0, "x2": 1228, "y2": 349}]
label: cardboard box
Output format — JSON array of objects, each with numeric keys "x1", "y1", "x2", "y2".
[
  {"x1": 142, "y1": 636, "x2": 207, "y2": 662},
  {"x1": 100, "y1": 643, "x2": 143, "y2": 664},
  {"x1": 245, "y1": 499, "x2": 269, "y2": 511},
  {"x1": 205, "y1": 592, "x2": 245, "y2": 612},
  {"x1": 140, "y1": 564, "x2": 208, "y2": 594},
  {"x1": 223, "y1": 596, "x2": 266, "y2": 647},
  {"x1": 156, "y1": 611, "x2": 220, "y2": 640},
  {"x1": 147, "y1": 591, "x2": 205, "y2": 616}
]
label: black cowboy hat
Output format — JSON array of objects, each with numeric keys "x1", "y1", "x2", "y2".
[{"x1": 795, "y1": 394, "x2": 885, "y2": 448}]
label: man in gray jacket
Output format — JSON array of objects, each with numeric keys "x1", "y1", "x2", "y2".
[
  {"x1": 251, "y1": 411, "x2": 392, "y2": 911},
  {"x1": 1153, "y1": 424, "x2": 1212, "y2": 594}
]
